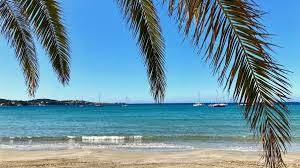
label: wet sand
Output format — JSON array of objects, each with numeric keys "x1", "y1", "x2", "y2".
[{"x1": 0, "y1": 149, "x2": 300, "y2": 168}]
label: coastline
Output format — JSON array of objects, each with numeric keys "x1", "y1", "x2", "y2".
[
  {"x1": 1, "y1": 149, "x2": 300, "y2": 168},
  {"x1": 1, "y1": 105, "x2": 300, "y2": 167}
]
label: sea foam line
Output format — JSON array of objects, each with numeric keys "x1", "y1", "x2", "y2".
[{"x1": 81, "y1": 135, "x2": 142, "y2": 143}]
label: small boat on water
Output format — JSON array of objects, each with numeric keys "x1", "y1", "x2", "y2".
[
  {"x1": 95, "y1": 103, "x2": 103, "y2": 107},
  {"x1": 208, "y1": 103, "x2": 227, "y2": 107},
  {"x1": 121, "y1": 97, "x2": 129, "y2": 107},
  {"x1": 95, "y1": 93, "x2": 103, "y2": 107},
  {"x1": 208, "y1": 90, "x2": 228, "y2": 107},
  {"x1": 193, "y1": 92, "x2": 203, "y2": 107},
  {"x1": 193, "y1": 103, "x2": 203, "y2": 107}
]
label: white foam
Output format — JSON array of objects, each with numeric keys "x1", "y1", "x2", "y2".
[
  {"x1": 81, "y1": 136, "x2": 142, "y2": 143},
  {"x1": 131, "y1": 136, "x2": 143, "y2": 139},
  {"x1": 67, "y1": 136, "x2": 76, "y2": 139},
  {"x1": 0, "y1": 137, "x2": 193, "y2": 151},
  {"x1": 82, "y1": 136, "x2": 124, "y2": 140},
  {"x1": 82, "y1": 136, "x2": 125, "y2": 143}
]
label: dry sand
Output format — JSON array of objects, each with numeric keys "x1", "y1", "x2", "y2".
[{"x1": 0, "y1": 149, "x2": 300, "y2": 168}]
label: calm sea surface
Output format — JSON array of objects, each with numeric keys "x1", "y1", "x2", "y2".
[{"x1": 0, "y1": 104, "x2": 299, "y2": 151}]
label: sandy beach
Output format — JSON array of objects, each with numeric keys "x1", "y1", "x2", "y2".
[{"x1": 0, "y1": 149, "x2": 299, "y2": 168}]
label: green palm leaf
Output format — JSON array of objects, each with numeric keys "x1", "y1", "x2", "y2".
[
  {"x1": 17, "y1": 0, "x2": 70, "y2": 85},
  {"x1": 166, "y1": 0, "x2": 291, "y2": 167},
  {"x1": 117, "y1": 0, "x2": 166, "y2": 102},
  {"x1": 0, "y1": 0, "x2": 38, "y2": 96}
]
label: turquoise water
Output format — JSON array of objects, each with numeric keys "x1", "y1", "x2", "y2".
[{"x1": 0, "y1": 104, "x2": 299, "y2": 151}]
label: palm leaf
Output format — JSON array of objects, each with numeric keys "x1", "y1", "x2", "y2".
[
  {"x1": 166, "y1": 0, "x2": 291, "y2": 167},
  {"x1": 16, "y1": 0, "x2": 70, "y2": 85},
  {"x1": 0, "y1": 0, "x2": 38, "y2": 96},
  {"x1": 117, "y1": 0, "x2": 166, "y2": 102}
]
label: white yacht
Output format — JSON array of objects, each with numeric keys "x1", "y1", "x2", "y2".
[
  {"x1": 193, "y1": 103, "x2": 203, "y2": 107},
  {"x1": 208, "y1": 90, "x2": 228, "y2": 107},
  {"x1": 208, "y1": 103, "x2": 227, "y2": 107},
  {"x1": 95, "y1": 93, "x2": 103, "y2": 107},
  {"x1": 193, "y1": 93, "x2": 203, "y2": 107},
  {"x1": 122, "y1": 97, "x2": 129, "y2": 107}
]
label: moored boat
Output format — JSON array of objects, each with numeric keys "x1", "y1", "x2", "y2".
[
  {"x1": 193, "y1": 103, "x2": 203, "y2": 107},
  {"x1": 208, "y1": 103, "x2": 227, "y2": 107}
]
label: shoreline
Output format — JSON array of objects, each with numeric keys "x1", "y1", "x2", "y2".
[{"x1": 1, "y1": 149, "x2": 300, "y2": 168}]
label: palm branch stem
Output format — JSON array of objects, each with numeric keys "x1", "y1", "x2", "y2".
[
  {"x1": 117, "y1": 0, "x2": 166, "y2": 102},
  {"x1": 0, "y1": 0, "x2": 39, "y2": 95},
  {"x1": 17, "y1": 0, "x2": 70, "y2": 85},
  {"x1": 165, "y1": 1, "x2": 291, "y2": 167}
]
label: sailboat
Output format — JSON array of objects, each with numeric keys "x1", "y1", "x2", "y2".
[
  {"x1": 193, "y1": 103, "x2": 203, "y2": 107},
  {"x1": 208, "y1": 90, "x2": 227, "y2": 108},
  {"x1": 122, "y1": 97, "x2": 129, "y2": 107},
  {"x1": 208, "y1": 103, "x2": 227, "y2": 107},
  {"x1": 239, "y1": 103, "x2": 246, "y2": 106},
  {"x1": 95, "y1": 93, "x2": 103, "y2": 107},
  {"x1": 95, "y1": 103, "x2": 102, "y2": 107},
  {"x1": 193, "y1": 93, "x2": 203, "y2": 107}
]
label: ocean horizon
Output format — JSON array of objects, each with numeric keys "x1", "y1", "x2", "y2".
[{"x1": 1, "y1": 104, "x2": 299, "y2": 152}]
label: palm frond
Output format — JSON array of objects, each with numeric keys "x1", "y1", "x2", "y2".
[
  {"x1": 0, "y1": 0, "x2": 38, "y2": 96},
  {"x1": 16, "y1": 0, "x2": 70, "y2": 85},
  {"x1": 117, "y1": 0, "x2": 166, "y2": 102},
  {"x1": 166, "y1": 0, "x2": 291, "y2": 167}
]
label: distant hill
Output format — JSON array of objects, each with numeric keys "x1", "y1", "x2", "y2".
[
  {"x1": 0, "y1": 99, "x2": 97, "y2": 106},
  {"x1": 0, "y1": 99, "x2": 298, "y2": 106}
]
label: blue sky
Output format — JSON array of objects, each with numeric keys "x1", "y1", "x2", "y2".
[{"x1": 0, "y1": 0, "x2": 299, "y2": 103}]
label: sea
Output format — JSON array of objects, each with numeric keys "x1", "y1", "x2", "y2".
[{"x1": 0, "y1": 104, "x2": 299, "y2": 152}]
